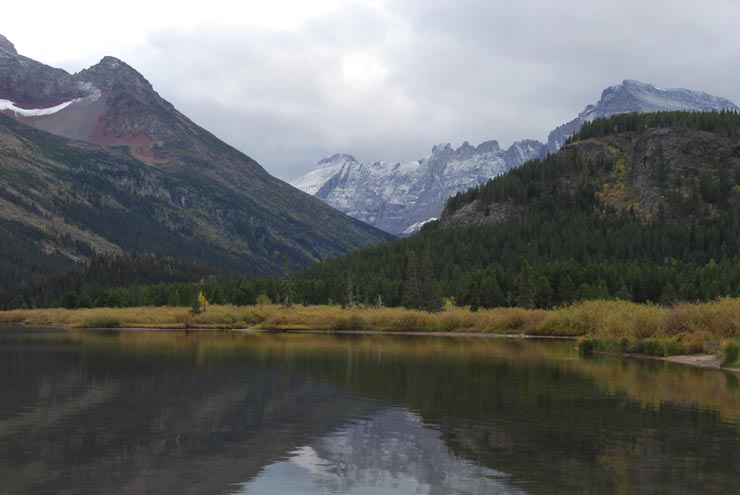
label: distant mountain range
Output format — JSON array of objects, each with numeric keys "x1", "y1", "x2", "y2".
[
  {"x1": 0, "y1": 34, "x2": 390, "y2": 287},
  {"x1": 293, "y1": 79, "x2": 739, "y2": 235}
]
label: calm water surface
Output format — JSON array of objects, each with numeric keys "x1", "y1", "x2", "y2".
[{"x1": 1, "y1": 327, "x2": 739, "y2": 494}]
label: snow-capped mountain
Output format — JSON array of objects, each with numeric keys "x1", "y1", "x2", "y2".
[
  {"x1": 546, "y1": 79, "x2": 739, "y2": 152},
  {"x1": 293, "y1": 140, "x2": 544, "y2": 235},
  {"x1": 293, "y1": 80, "x2": 738, "y2": 235}
]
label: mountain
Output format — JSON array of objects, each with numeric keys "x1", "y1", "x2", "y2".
[
  {"x1": 293, "y1": 80, "x2": 738, "y2": 235},
  {"x1": 545, "y1": 79, "x2": 740, "y2": 152},
  {"x1": 294, "y1": 112, "x2": 740, "y2": 308},
  {"x1": 0, "y1": 35, "x2": 391, "y2": 287},
  {"x1": 292, "y1": 140, "x2": 545, "y2": 235}
]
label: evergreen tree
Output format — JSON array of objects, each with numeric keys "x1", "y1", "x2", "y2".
[
  {"x1": 532, "y1": 275, "x2": 554, "y2": 309},
  {"x1": 660, "y1": 282, "x2": 678, "y2": 306},
  {"x1": 516, "y1": 261, "x2": 534, "y2": 309},
  {"x1": 420, "y1": 251, "x2": 443, "y2": 312},
  {"x1": 402, "y1": 251, "x2": 422, "y2": 310},
  {"x1": 557, "y1": 275, "x2": 576, "y2": 305}
]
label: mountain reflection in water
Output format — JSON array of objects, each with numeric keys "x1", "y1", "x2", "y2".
[
  {"x1": 0, "y1": 328, "x2": 739, "y2": 495},
  {"x1": 234, "y1": 408, "x2": 524, "y2": 495}
]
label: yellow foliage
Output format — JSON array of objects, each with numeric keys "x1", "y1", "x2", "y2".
[{"x1": 1, "y1": 299, "x2": 738, "y2": 356}]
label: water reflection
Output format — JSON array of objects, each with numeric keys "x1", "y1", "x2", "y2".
[
  {"x1": 0, "y1": 328, "x2": 739, "y2": 494},
  {"x1": 234, "y1": 408, "x2": 524, "y2": 495}
]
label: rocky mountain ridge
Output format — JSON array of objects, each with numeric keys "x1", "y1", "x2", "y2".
[
  {"x1": 293, "y1": 80, "x2": 738, "y2": 235},
  {"x1": 292, "y1": 139, "x2": 544, "y2": 235},
  {"x1": 0, "y1": 35, "x2": 391, "y2": 286}
]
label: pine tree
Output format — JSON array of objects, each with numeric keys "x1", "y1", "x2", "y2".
[
  {"x1": 557, "y1": 275, "x2": 575, "y2": 305},
  {"x1": 660, "y1": 282, "x2": 678, "y2": 306},
  {"x1": 516, "y1": 261, "x2": 534, "y2": 309},
  {"x1": 402, "y1": 251, "x2": 422, "y2": 310},
  {"x1": 532, "y1": 275, "x2": 553, "y2": 309},
  {"x1": 420, "y1": 251, "x2": 443, "y2": 312}
]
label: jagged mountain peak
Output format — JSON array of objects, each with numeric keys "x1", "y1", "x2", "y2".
[
  {"x1": 318, "y1": 153, "x2": 358, "y2": 165},
  {"x1": 0, "y1": 34, "x2": 17, "y2": 56},
  {"x1": 476, "y1": 140, "x2": 501, "y2": 153},
  {"x1": 431, "y1": 142, "x2": 451, "y2": 151},
  {"x1": 76, "y1": 56, "x2": 153, "y2": 92}
]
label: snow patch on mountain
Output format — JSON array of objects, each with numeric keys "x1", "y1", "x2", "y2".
[
  {"x1": 0, "y1": 98, "x2": 82, "y2": 117},
  {"x1": 402, "y1": 217, "x2": 437, "y2": 235}
]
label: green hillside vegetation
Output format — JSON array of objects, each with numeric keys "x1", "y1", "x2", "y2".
[
  {"x1": 3, "y1": 111, "x2": 740, "y2": 312},
  {"x1": 0, "y1": 113, "x2": 391, "y2": 288}
]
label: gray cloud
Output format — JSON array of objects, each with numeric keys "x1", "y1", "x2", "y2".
[{"x1": 85, "y1": 0, "x2": 740, "y2": 180}]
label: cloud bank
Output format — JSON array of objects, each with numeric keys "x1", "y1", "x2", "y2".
[{"x1": 3, "y1": 0, "x2": 740, "y2": 179}]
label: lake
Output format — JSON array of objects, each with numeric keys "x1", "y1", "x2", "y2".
[{"x1": 1, "y1": 327, "x2": 739, "y2": 494}]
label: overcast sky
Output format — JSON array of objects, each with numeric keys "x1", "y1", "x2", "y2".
[{"x1": 3, "y1": 0, "x2": 740, "y2": 180}]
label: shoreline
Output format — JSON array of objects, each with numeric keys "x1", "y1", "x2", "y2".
[
  {"x1": 633, "y1": 353, "x2": 740, "y2": 374},
  {"x1": 6, "y1": 323, "x2": 739, "y2": 374},
  {"x1": 1, "y1": 300, "x2": 738, "y2": 372}
]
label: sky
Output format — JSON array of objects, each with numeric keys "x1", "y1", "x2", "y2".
[{"x1": 3, "y1": 0, "x2": 740, "y2": 181}]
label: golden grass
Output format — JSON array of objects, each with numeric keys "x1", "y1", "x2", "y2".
[
  {"x1": 1, "y1": 299, "x2": 738, "y2": 357},
  {"x1": 0, "y1": 304, "x2": 549, "y2": 333}
]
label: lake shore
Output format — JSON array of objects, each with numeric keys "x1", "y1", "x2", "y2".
[{"x1": 1, "y1": 299, "x2": 738, "y2": 368}]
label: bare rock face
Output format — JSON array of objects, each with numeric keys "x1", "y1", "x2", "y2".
[
  {"x1": 76, "y1": 56, "x2": 154, "y2": 93},
  {"x1": 0, "y1": 39, "x2": 89, "y2": 107}
]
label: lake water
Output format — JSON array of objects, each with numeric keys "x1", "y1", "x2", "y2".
[{"x1": 1, "y1": 327, "x2": 739, "y2": 494}]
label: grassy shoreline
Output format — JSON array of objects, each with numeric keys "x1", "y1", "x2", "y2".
[{"x1": 1, "y1": 299, "x2": 738, "y2": 366}]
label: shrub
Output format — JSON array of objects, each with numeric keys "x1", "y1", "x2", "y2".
[
  {"x1": 639, "y1": 338, "x2": 664, "y2": 357},
  {"x1": 721, "y1": 342, "x2": 740, "y2": 367},
  {"x1": 579, "y1": 338, "x2": 596, "y2": 355}
]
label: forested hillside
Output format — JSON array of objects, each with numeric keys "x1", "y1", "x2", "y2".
[
  {"x1": 293, "y1": 112, "x2": 740, "y2": 308},
  {"x1": 4, "y1": 111, "x2": 740, "y2": 310}
]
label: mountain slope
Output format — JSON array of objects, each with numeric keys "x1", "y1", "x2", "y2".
[
  {"x1": 0, "y1": 35, "x2": 391, "y2": 287},
  {"x1": 293, "y1": 112, "x2": 740, "y2": 308},
  {"x1": 293, "y1": 80, "x2": 738, "y2": 235}
]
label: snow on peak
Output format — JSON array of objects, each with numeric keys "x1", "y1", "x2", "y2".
[
  {"x1": 291, "y1": 154, "x2": 358, "y2": 196},
  {"x1": 317, "y1": 153, "x2": 357, "y2": 165},
  {"x1": 547, "y1": 79, "x2": 739, "y2": 153},
  {"x1": 431, "y1": 143, "x2": 452, "y2": 154}
]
